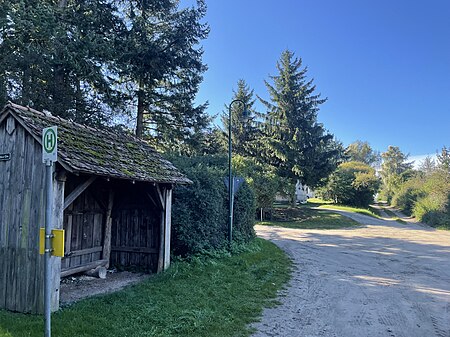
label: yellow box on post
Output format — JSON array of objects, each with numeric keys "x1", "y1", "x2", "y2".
[{"x1": 39, "y1": 228, "x2": 65, "y2": 257}]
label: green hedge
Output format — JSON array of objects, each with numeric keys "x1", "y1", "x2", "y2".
[{"x1": 168, "y1": 155, "x2": 256, "y2": 257}]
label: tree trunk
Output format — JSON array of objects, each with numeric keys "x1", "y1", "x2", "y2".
[{"x1": 136, "y1": 79, "x2": 145, "y2": 138}]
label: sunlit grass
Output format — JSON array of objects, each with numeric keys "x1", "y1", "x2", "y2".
[
  {"x1": 0, "y1": 239, "x2": 291, "y2": 337},
  {"x1": 317, "y1": 204, "x2": 380, "y2": 219}
]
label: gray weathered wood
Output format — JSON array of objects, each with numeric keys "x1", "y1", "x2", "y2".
[
  {"x1": 85, "y1": 266, "x2": 107, "y2": 279},
  {"x1": 164, "y1": 188, "x2": 172, "y2": 270},
  {"x1": 111, "y1": 246, "x2": 158, "y2": 254},
  {"x1": 102, "y1": 190, "x2": 114, "y2": 268},
  {"x1": 60, "y1": 259, "x2": 108, "y2": 278},
  {"x1": 63, "y1": 176, "x2": 96, "y2": 210}
]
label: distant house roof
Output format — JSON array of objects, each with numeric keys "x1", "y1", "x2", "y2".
[{"x1": 0, "y1": 102, "x2": 191, "y2": 184}]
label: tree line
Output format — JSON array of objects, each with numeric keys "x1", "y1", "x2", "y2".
[{"x1": 2, "y1": 1, "x2": 446, "y2": 227}]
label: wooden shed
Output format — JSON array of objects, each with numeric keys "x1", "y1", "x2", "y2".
[{"x1": 0, "y1": 102, "x2": 191, "y2": 313}]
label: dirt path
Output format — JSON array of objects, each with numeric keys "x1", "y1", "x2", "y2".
[{"x1": 252, "y1": 211, "x2": 450, "y2": 337}]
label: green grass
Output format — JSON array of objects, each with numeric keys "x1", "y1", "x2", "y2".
[
  {"x1": 0, "y1": 239, "x2": 291, "y2": 337},
  {"x1": 257, "y1": 200, "x2": 359, "y2": 230},
  {"x1": 382, "y1": 208, "x2": 407, "y2": 224},
  {"x1": 317, "y1": 204, "x2": 380, "y2": 218},
  {"x1": 258, "y1": 211, "x2": 360, "y2": 229}
]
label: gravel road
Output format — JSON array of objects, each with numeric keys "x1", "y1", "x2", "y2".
[{"x1": 252, "y1": 212, "x2": 450, "y2": 337}]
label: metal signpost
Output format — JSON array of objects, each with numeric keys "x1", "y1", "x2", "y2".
[{"x1": 42, "y1": 126, "x2": 57, "y2": 337}]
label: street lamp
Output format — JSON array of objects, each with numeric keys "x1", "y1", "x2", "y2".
[{"x1": 228, "y1": 99, "x2": 248, "y2": 245}]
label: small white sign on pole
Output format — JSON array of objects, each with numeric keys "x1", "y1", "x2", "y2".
[{"x1": 42, "y1": 126, "x2": 58, "y2": 163}]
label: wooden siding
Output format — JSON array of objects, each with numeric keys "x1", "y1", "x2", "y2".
[
  {"x1": 110, "y1": 188, "x2": 160, "y2": 272},
  {"x1": 0, "y1": 119, "x2": 46, "y2": 313},
  {"x1": 61, "y1": 186, "x2": 105, "y2": 271}
]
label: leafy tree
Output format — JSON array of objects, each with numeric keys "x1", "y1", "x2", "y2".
[
  {"x1": 233, "y1": 155, "x2": 284, "y2": 220},
  {"x1": 380, "y1": 146, "x2": 414, "y2": 202},
  {"x1": 259, "y1": 50, "x2": 342, "y2": 190},
  {"x1": 220, "y1": 79, "x2": 260, "y2": 157},
  {"x1": 345, "y1": 140, "x2": 381, "y2": 167},
  {"x1": 321, "y1": 161, "x2": 380, "y2": 207}
]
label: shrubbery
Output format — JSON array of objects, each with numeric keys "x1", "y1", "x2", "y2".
[
  {"x1": 168, "y1": 155, "x2": 256, "y2": 257},
  {"x1": 391, "y1": 155, "x2": 450, "y2": 229},
  {"x1": 319, "y1": 161, "x2": 380, "y2": 207},
  {"x1": 391, "y1": 176, "x2": 425, "y2": 215}
]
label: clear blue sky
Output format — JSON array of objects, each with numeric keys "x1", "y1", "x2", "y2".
[{"x1": 191, "y1": 0, "x2": 450, "y2": 157}]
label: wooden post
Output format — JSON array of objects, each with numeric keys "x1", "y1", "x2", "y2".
[
  {"x1": 102, "y1": 190, "x2": 114, "y2": 269},
  {"x1": 50, "y1": 169, "x2": 66, "y2": 312},
  {"x1": 164, "y1": 188, "x2": 172, "y2": 270},
  {"x1": 157, "y1": 187, "x2": 165, "y2": 273}
]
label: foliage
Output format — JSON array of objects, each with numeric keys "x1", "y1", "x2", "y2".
[
  {"x1": 345, "y1": 140, "x2": 381, "y2": 167},
  {"x1": 232, "y1": 155, "x2": 283, "y2": 216},
  {"x1": 117, "y1": 0, "x2": 210, "y2": 144},
  {"x1": 418, "y1": 155, "x2": 436, "y2": 176},
  {"x1": 320, "y1": 161, "x2": 380, "y2": 207},
  {"x1": 391, "y1": 175, "x2": 426, "y2": 215},
  {"x1": 436, "y1": 146, "x2": 450, "y2": 176},
  {"x1": 0, "y1": 0, "x2": 210, "y2": 151},
  {"x1": 0, "y1": 238, "x2": 291, "y2": 337},
  {"x1": 412, "y1": 170, "x2": 450, "y2": 228},
  {"x1": 391, "y1": 147, "x2": 450, "y2": 228},
  {"x1": 220, "y1": 80, "x2": 260, "y2": 157},
  {"x1": 0, "y1": 0, "x2": 123, "y2": 125},
  {"x1": 380, "y1": 146, "x2": 414, "y2": 202},
  {"x1": 167, "y1": 155, "x2": 256, "y2": 257},
  {"x1": 258, "y1": 49, "x2": 343, "y2": 188}
]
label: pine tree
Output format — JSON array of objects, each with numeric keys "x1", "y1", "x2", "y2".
[
  {"x1": 114, "y1": 0, "x2": 210, "y2": 143},
  {"x1": 220, "y1": 79, "x2": 259, "y2": 157},
  {"x1": 0, "y1": 0, "x2": 123, "y2": 125},
  {"x1": 259, "y1": 50, "x2": 341, "y2": 188}
]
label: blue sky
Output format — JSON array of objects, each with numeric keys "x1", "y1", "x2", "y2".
[{"x1": 190, "y1": 0, "x2": 450, "y2": 158}]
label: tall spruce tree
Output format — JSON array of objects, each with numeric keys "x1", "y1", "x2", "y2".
[
  {"x1": 114, "y1": 0, "x2": 210, "y2": 145},
  {"x1": 259, "y1": 50, "x2": 341, "y2": 188},
  {"x1": 220, "y1": 79, "x2": 259, "y2": 157}
]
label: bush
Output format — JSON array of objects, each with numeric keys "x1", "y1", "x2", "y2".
[
  {"x1": 321, "y1": 161, "x2": 380, "y2": 207},
  {"x1": 391, "y1": 176, "x2": 426, "y2": 215},
  {"x1": 168, "y1": 155, "x2": 256, "y2": 257},
  {"x1": 412, "y1": 171, "x2": 450, "y2": 228}
]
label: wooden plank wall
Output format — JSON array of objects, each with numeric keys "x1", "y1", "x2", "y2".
[
  {"x1": 62, "y1": 185, "x2": 104, "y2": 271},
  {"x1": 110, "y1": 186, "x2": 160, "y2": 272},
  {"x1": 0, "y1": 117, "x2": 46, "y2": 313}
]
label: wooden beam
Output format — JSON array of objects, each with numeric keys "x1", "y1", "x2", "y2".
[
  {"x1": 157, "y1": 187, "x2": 165, "y2": 273},
  {"x1": 111, "y1": 246, "x2": 158, "y2": 254},
  {"x1": 63, "y1": 176, "x2": 97, "y2": 210},
  {"x1": 156, "y1": 185, "x2": 165, "y2": 210},
  {"x1": 65, "y1": 246, "x2": 103, "y2": 258},
  {"x1": 164, "y1": 188, "x2": 172, "y2": 271},
  {"x1": 102, "y1": 190, "x2": 114, "y2": 268},
  {"x1": 60, "y1": 259, "x2": 108, "y2": 278}
]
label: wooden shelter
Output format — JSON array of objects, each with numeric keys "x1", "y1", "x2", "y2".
[{"x1": 0, "y1": 102, "x2": 191, "y2": 313}]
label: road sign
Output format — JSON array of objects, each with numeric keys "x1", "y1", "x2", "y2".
[{"x1": 42, "y1": 126, "x2": 57, "y2": 163}]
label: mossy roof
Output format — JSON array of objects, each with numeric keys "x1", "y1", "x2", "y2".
[{"x1": 1, "y1": 102, "x2": 191, "y2": 184}]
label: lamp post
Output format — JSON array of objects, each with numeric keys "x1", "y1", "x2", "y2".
[{"x1": 228, "y1": 99, "x2": 247, "y2": 245}]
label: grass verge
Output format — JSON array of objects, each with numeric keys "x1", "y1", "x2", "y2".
[
  {"x1": 317, "y1": 204, "x2": 380, "y2": 218},
  {"x1": 0, "y1": 239, "x2": 291, "y2": 337},
  {"x1": 257, "y1": 201, "x2": 359, "y2": 230}
]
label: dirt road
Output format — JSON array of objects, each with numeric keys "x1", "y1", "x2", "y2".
[{"x1": 252, "y1": 212, "x2": 450, "y2": 337}]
